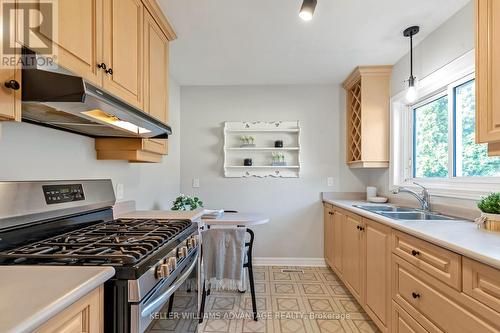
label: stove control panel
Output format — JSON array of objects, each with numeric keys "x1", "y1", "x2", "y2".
[{"x1": 42, "y1": 184, "x2": 85, "y2": 205}]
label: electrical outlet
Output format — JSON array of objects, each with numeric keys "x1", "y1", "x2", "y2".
[
  {"x1": 192, "y1": 177, "x2": 200, "y2": 188},
  {"x1": 116, "y1": 183, "x2": 124, "y2": 200},
  {"x1": 327, "y1": 177, "x2": 334, "y2": 187}
]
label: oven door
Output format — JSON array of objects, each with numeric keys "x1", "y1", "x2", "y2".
[{"x1": 131, "y1": 247, "x2": 199, "y2": 333}]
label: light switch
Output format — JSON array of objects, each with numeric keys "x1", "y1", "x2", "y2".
[
  {"x1": 327, "y1": 177, "x2": 334, "y2": 187},
  {"x1": 116, "y1": 183, "x2": 124, "y2": 200},
  {"x1": 192, "y1": 177, "x2": 200, "y2": 188}
]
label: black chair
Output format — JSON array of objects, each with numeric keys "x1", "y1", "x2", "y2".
[{"x1": 199, "y1": 225, "x2": 258, "y2": 322}]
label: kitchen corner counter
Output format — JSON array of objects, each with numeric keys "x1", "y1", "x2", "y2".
[
  {"x1": 323, "y1": 198, "x2": 500, "y2": 270},
  {"x1": 116, "y1": 208, "x2": 205, "y2": 221},
  {"x1": 0, "y1": 266, "x2": 115, "y2": 333}
]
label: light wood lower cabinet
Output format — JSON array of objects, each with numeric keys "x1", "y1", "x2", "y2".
[
  {"x1": 392, "y1": 230, "x2": 461, "y2": 290},
  {"x1": 463, "y1": 257, "x2": 500, "y2": 313},
  {"x1": 365, "y1": 218, "x2": 391, "y2": 332},
  {"x1": 34, "y1": 286, "x2": 103, "y2": 333},
  {"x1": 341, "y1": 213, "x2": 365, "y2": 303},
  {"x1": 392, "y1": 301, "x2": 429, "y2": 333},
  {"x1": 323, "y1": 204, "x2": 335, "y2": 269},
  {"x1": 332, "y1": 209, "x2": 344, "y2": 275},
  {"x1": 392, "y1": 255, "x2": 500, "y2": 333},
  {"x1": 324, "y1": 204, "x2": 500, "y2": 333}
]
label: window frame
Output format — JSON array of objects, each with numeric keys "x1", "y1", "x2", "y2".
[{"x1": 390, "y1": 50, "x2": 500, "y2": 200}]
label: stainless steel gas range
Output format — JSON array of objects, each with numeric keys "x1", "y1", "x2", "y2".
[{"x1": 0, "y1": 180, "x2": 199, "y2": 333}]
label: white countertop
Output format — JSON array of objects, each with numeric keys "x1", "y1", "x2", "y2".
[
  {"x1": 117, "y1": 208, "x2": 205, "y2": 221},
  {"x1": 324, "y1": 199, "x2": 500, "y2": 270},
  {"x1": 202, "y1": 212, "x2": 270, "y2": 226},
  {"x1": 0, "y1": 266, "x2": 115, "y2": 333}
]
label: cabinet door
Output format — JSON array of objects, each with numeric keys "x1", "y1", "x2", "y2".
[
  {"x1": 476, "y1": 0, "x2": 500, "y2": 143},
  {"x1": 144, "y1": 10, "x2": 169, "y2": 153},
  {"x1": 342, "y1": 214, "x2": 365, "y2": 302},
  {"x1": 103, "y1": 0, "x2": 143, "y2": 109},
  {"x1": 0, "y1": 2, "x2": 21, "y2": 121},
  {"x1": 38, "y1": 0, "x2": 103, "y2": 86},
  {"x1": 34, "y1": 286, "x2": 103, "y2": 333},
  {"x1": 365, "y1": 218, "x2": 391, "y2": 332},
  {"x1": 323, "y1": 205, "x2": 334, "y2": 268},
  {"x1": 332, "y1": 210, "x2": 344, "y2": 274}
]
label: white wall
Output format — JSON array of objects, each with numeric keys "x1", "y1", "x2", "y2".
[
  {"x1": 0, "y1": 77, "x2": 182, "y2": 210},
  {"x1": 179, "y1": 85, "x2": 380, "y2": 259}
]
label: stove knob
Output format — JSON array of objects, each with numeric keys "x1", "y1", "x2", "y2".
[
  {"x1": 157, "y1": 263, "x2": 171, "y2": 278},
  {"x1": 190, "y1": 236, "x2": 198, "y2": 247},
  {"x1": 187, "y1": 239, "x2": 193, "y2": 249},
  {"x1": 168, "y1": 256, "x2": 177, "y2": 269},
  {"x1": 179, "y1": 246, "x2": 188, "y2": 258}
]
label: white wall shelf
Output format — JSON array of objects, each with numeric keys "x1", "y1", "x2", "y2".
[
  {"x1": 223, "y1": 121, "x2": 301, "y2": 178},
  {"x1": 225, "y1": 147, "x2": 300, "y2": 151}
]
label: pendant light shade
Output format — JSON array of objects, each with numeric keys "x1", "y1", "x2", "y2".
[
  {"x1": 404, "y1": 26, "x2": 420, "y2": 103},
  {"x1": 299, "y1": 0, "x2": 317, "y2": 21}
]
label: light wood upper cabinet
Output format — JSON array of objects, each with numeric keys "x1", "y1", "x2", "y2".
[
  {"x1": 342, "y1": 66, "x2": 392, "y2": 168},
  {"x1": 0, "y1": 0, "x2": 21, "y2": 121},
  {"x1": 102, "y1": 0, "x2": 144, "y2": 109},
  {"x1": 364, "y1": 218, "x2": 391, "y2": 332},
  {"x1": 143, "y1": 9, "x2": 169, "y2": 153},
  {"x1": 0, "y1": 54, "x2": 21, "y2": 122},
  {"x1": 341, "y1": 213, "x2": 365, "y2": 302},
  {"x1": 38, "y1": 0, "x2": 104, "y2": 86},
  {"x1": 476, "y1": 0, "x2": 500, "y2": 145}
]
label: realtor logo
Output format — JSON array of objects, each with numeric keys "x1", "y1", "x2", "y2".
[{"x1": 1, "y1": 0, "x2": 57, "y2": 67}]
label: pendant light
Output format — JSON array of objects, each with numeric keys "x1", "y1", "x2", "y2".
[
  {"x1": 299, "y1": 0, "x2": 317, "y2": 21},
  {"x1": 404, "y1": 26, "x2": 420, "y2": 103}
]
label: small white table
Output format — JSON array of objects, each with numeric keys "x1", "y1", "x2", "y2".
[{"x1": 201, "y1": 212, "x2": 270, "y2": 226}]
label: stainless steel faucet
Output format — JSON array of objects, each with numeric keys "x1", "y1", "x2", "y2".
[{"x1": 392, "y1": 182, "x2": 431, "y2": 211}]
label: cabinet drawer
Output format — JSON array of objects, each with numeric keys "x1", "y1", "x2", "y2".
[
  {"x1": 392, "y1": 301, "x2": 429, "y2": 333},
  {"x1": 463, "y1": 257, "x2": 500, "y2": 313},
  {"x1": 393, "y1": 255, "x2": 500, "y2": 333},
  {"x1": 392, "y1": 230, "x2": 461, "y2": 290}
]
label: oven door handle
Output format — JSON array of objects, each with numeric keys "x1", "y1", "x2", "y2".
[{"x1": 140, "y1": 250, "x2": 199, "y2": 318}]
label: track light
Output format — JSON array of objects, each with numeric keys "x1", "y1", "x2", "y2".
[
  {"x1": 299, "y1": 0, "x2": 317, "y2": 21},
  {"x1": 403, "y1": 26, "x2": 420, "y2": 103}
]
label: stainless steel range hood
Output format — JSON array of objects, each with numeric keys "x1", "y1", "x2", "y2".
[{"x1": 21, "y1": 53, "x2": 171, "y2": 139}]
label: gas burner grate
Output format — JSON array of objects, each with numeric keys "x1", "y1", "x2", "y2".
[{"x1": 0, "y1": 219, "x2": 192, "y2": 265}]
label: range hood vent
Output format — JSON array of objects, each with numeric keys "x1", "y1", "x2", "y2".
[{"x1": 21, "y1": 51, "x2": 171, "y2": 139}]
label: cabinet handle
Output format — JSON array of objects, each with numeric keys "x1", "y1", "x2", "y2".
[
  {"x1": 411, "y1": 292, "x2": 420, "y2": 299},
  {"x1": 105, "y1": 68, "x2": 113, "y2": 75},
  {"x1": 411, "y1": 250, "x2": 420, "y2": 256},
  {"x1": 329, "y1": 212, "x2": 333, "y2": 215},
  {"x1": 97, "y1": 63, "x2": 107, "y2": 70},
  {"x1": 4, "y1": 80, "x2": 20, "y2": 90}
]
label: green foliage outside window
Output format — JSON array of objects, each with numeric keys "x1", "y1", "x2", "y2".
[{"x1": 413, "y1": 79, "x2": 500, "y2": 178}]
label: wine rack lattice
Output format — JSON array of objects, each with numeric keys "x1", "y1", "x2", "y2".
[{"x1": 347, "y1": 80, "x2": 362, "y2": 162}]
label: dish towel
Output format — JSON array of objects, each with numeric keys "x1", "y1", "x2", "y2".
[{"x1": 202, "y1": 227, "x2": 246, "y2": 291}]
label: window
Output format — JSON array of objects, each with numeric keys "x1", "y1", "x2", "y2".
[{"x1": 411, "y1": 77, "x2": 500, "y2": 179}]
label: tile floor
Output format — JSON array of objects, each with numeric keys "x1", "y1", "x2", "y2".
[{"x1": 149, "y1": 266, "x2": 380, "y2": 333}]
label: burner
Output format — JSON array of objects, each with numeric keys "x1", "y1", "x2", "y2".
[{"x1": 0, "y1": 219, "x2": 192, "y2": 265}]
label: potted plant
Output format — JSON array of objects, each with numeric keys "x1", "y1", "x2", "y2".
[
  {"x1": 476, "y1": 193, "x2": 500, "y2": 231},
  {"x1": 239, "y1": 136, "x2": 255, "y2": 147},
  {"x1": 172, "y1": 194, "x2": 204, "y2": 211}
]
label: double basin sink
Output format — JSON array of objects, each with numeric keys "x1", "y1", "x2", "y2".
[{"x1": 353, "y1": 204, "x2": 455, "y2": 221}]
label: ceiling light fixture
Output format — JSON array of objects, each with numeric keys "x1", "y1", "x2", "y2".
[
  {"x1": 404, "y1": 25, "x2": 420, "y2": 103},
  {"x1": 299, "y1": 0, "x2": 317, "y2": 21}
]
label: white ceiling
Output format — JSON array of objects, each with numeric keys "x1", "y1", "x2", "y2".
[{"x1": 158, "y1": 0, "x2": 471, "y2": 86}]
